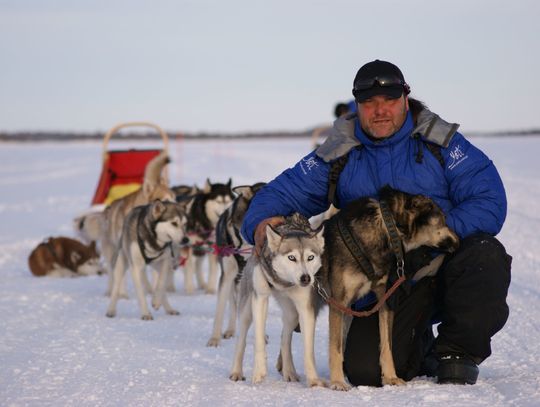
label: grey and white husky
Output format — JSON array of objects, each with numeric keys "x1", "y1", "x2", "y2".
[
  {"x1": 105, "y1": 200, "x2": 188, "y2": 320},
  {"x1": 229, "y1": 213, "x2": 326, "y2": 387},
  {"x1": 101, "y1": 152, "x2": 175, "y2": 298},
  {"x1": 207, "y1": 182, "x2": 266, "y2": 347},
  {"x1": 182, "y1": 179, "x2": 235, "y2": 294}
]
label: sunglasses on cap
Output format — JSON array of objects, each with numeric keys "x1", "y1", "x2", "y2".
[{"x1": 353, "y1": 75, "x2": 411, "y2": 95}]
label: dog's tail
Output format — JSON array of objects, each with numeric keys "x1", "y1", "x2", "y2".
[{"x1": 143, "y1": 152, "x2": 170, "y2": 190}]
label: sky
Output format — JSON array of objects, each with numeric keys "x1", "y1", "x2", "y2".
[{"x1": 1, "y1": 0, "x2": 539, "y2": 134}]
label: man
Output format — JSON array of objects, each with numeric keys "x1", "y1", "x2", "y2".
[{"x1": 241, "y1": 59, "x2": 511, "y2": 386}]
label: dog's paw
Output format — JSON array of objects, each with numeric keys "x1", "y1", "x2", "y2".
[
  {"x1": 151, "y1": 299, "x2": 162, "y2": 310},
  {"x1": 229, "y1": 372, "x2": 245, "y2": 382},
  {"x1": 205, "y1": 287, "x2": 216, "y2": 295},
  {"x1": 207, "y1": 337, "x2": 221, "y2": 347},
  {"x1": 281, "y1": 370, "x2": 299, "y2": 382},
  {"x1": 252, "y1": 370, "x2": 267, "y2": 384},
  {"x1": 105, "y1": 311, "x2": 116, "y2": 318},
  {"x1": 222, "y1": 330, "x2": 235, "y2": 339},
  {"x1": 382, "y1": 376, "x2": 406, "y2": 386},
  {"x1": 166, "y1": 309, "x2": 180, "y2": 316},
  {"x1": 141, "y1": 314, "x2": 154, "y2": 321},
  {"x1": 307, "y1": 377, "x2": 327, "y2": 388},
  {"x1": 119, "y1": 292, "x2": 129, "y2": 300},
  {"x1": 329, "y1": 380, "x2": 351, "y2": 391}
]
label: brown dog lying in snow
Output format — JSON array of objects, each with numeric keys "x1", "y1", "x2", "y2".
[{"x1": 28, "y1": 236, "x2": 104, "y2": 277}]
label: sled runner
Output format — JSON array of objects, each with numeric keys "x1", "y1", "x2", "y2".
[{"x1": 91, "y1": 122, "x2": 169, "y2": 206}]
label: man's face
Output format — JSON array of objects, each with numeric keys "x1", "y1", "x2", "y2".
[{"x1": 357, "y1": 95, "x2": 409, "y2": 139}]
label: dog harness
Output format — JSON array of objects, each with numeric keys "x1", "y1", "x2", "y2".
[
  {"x1": 136, "y1": 208, "x2": 173, "y2": 264},
  {"x1": 316, "y1": 198, "x2": 406, "y2": 318}
]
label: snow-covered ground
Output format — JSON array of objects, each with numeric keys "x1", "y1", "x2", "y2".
[{"x1": 1, "y1": 136, "x2": 539, "y2": 406}]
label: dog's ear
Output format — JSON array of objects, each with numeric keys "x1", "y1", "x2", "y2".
[
  {"x1": 175, "y1": 197, "x2": 191, "y2": 212},
  {"x1": 203, "y1": 178, "x2": 212, "y2": 194},
  {"x1": 251, "y1": 182, "x2": 266, "y2": 195},
  {"x1": 227, "y1": 178, "x2": 232, "y2": 188},
  {"x1": 408, "y1": 195, "x2": 433, "y2": 211},
  {"x1": 232, "y1": 185, "x2": 252, "y2": 199},
  {"x1": 265, "y1": 224, "x2": 282, "y2": 252},
  {"x1": 151, "y1": 200, "x2": 166, "y2": 219},
  {"x1": 313, "y1": 225, "x2": 325, "y2": 252}
]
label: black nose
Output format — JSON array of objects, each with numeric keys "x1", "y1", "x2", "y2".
[
  {"x1": 300, "y1": 274, "x2": 311, "y2": 286},
  {"x1": 181, "y1": 237, "x2": 190, "y2": 245}
]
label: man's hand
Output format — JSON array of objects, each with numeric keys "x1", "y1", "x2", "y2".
[{"x1": 254, "y1": 216, "x2": 285, "y2": 256}]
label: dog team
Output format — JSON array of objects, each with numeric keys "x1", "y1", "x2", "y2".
[{"x1": 27, "y1": 150, "x2": 459, "y2": 390}]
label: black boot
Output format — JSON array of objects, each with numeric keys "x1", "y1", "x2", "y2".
[{"x1": 437, "y1": 354, "x2": 479, "y2": 384}]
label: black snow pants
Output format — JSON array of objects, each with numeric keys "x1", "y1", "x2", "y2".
[{"x1": 343, "y1": 233, "x2": 512, "y2": 387}]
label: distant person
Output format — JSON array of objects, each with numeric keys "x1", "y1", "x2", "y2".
[
  {"x1": 242, "y1": 59, "x2": 511, "y2": 387},
  {"x1": 333, "y1": 102, "x2": 350, "y2": 119}
]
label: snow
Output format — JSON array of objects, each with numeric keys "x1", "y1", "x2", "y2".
[{"x1": 1, "y1": 136, "x2": 539, "y2": 406}]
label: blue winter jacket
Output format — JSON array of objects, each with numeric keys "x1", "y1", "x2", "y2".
[{"x1": 241, "y1": 110, "x2": 507, "y2": 245}]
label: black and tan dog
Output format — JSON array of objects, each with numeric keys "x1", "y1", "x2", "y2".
[
  {"x1": 181, "y1": 179, "x2": 235, "y2": 294},
  {"x1": 318, "y1": 186, "x2": 459, "y2": 390}
]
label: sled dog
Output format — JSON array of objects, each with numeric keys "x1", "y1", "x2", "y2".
[
  {"x1": 182, "y1": 178, "x2": 235, "y2": 294},
  {"x1": 229, "y1": 213, "x2": 326, "y2": 387},
  {"x1": 28, "y1": 236, "x2": 104, "y2": 277},
  {"x1": 106, "y1": 200, "x2": 188, "y2": 320},
  {"x1": 101, "y1": 152, "x2": 175, "y2": 297},
  {"x1": 319, "y1": 186, "x2": 459, "y2": 390},
  {"x1": 207, "y1": 182, "x2": 266, "y2": 347}
]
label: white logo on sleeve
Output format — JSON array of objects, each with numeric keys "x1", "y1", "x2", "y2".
[
  {"x1": 448, "y1": 144, "x2": 468, "y2": 170},
  {"x1": 299, "y1": 155, "x2": 320, "y2": 175}
]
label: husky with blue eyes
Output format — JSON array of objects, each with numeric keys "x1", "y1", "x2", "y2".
[{"x1": 229, "y1": 213, "x2": 326, "y2": 388}]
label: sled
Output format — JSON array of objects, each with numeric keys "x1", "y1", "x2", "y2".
[{"x1": 90, "y1": 121, "x2": 170, "y2": 206}]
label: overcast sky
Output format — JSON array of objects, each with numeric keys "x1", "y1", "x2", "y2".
[{"x1": 1, "y1": 0, "x2": 539, "y2": 134}]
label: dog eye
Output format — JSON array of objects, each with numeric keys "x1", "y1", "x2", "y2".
[
  {"x1": 288, "y1": 255, "x2": 296, "y2": 262},
  {"x1": 171, "y1": 221, "x2": 179, "y2": 227},
  {"x1": 307, "y1": 255, "x2": 314, "y2": 261}
]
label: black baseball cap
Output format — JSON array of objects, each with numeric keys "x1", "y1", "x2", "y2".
[{"x1": 352, "y1": 60, "x2": 410, "y2": 103}]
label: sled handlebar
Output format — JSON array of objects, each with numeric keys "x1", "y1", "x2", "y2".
[{"x1": 102, "y1": 121, "x2": 170, "y2": 161}]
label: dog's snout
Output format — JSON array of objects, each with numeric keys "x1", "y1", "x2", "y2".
[
  {"x1": 300, "y1": 274, "x2": 311, "y2": 286},
  {"x1": 438, "y1": 235, "x2": 460, "y2": 253},
  {"x1": 180, "y1": 237, "x2": 190, "y2": 246}
]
